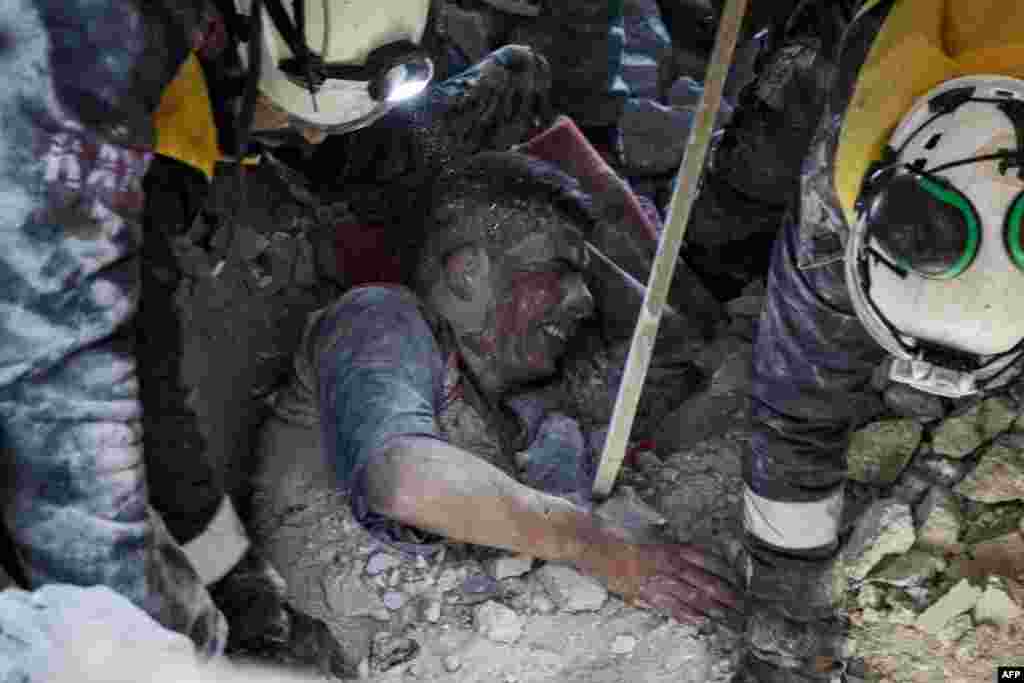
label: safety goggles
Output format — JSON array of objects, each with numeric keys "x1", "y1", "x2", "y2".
[{"x1": 857, "y1": 155, "x2": 1024, "y2": 280}]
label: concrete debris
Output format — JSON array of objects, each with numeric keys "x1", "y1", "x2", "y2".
[
  {"x1": 383, "y1": 590, "x2": 407, "y2": 611},
  {"x1": 611, "y1": 634, "x2": 639, "y2": 655},
  {"x1": 909, "y1": 450, "x2": 972, "y2": 488},
  {"x1": 846, "y1": 418, "x2": 922, "y2": 485},
  {"x1": 442, "y1": 654, "x2": 462, "y2": 673},
  {"x1": 619, "y1": 98, "x2": 695, "y2": 175},
  {"x1": 915, "y1": 578, "x2": 982, "y2": 634},
  {"x1": 914, "y1": 486, "x2": 962, "y2": 555},
  {"x1": 973, "y1": 575, "x2": 1023, "y2": 627},
  {"x1": 866, "y1": 549, "x2": 946, "y2": 588},
  {"x1": 325, "y1": 569, "x2": 391, "y2": 622},
  {"x1": 535, "y1": 563, "x2": 609, "y2": 613},
  {"x1": 475, "y1": 601, "x2": 524, "y2": 643},
  {"x1": 954, "y1": 436, "x2": 1024, "y2": 503},
  {"x1": 842, "y1": 499, "x2": 917, "y2": 582},
  {"x1": 486, "y1": 554, "x2": 534, "y2": 581},
  {"x1": 366, "y1": 552, "x2": 402, "y2": 576},
  {"x1": 932, "y1": 397, "x2": 1018, "y2": 459},
  {"x1": 934, "y1": 613, "x2": 973, "y2": 644}
]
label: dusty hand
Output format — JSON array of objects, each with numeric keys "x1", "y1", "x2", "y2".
[{"x1": 580, "y1": 536, "x2": 742, "y2": 627}]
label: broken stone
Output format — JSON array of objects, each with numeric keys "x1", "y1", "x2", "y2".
[
  {"x1": 915, "y1": 578, "x2": 982, "y2": 634},
  {"x1": 932, "y1": 397, "x2": 1017, "y2": 459},
  {"x1": 846, "y1": 419, "x2": 922, "y2": 485},
  {"x1": 973, "y1": 575, "x2": 1023, "y2": 627},
  {"x1": 442, "y1": 655, "x2": 462, "y2": 673},
  {"x1": 475, "y1": 601, "x2": 524, "y2": 643},
  {"x1": 611, "y1": 635, "x2": 638, "y2": 655},
  {"x1": 883, "y1": 383, "x2": 946, "y2": 422},
  {"x1": 357, "y1": 658, "x2": 371, "y2": 679},
  {"x1": 383, "y1": 591, "x2": 407, "y2": 611},
  {"x1": 326, "y1": 569, "x2": 391, "y2": 621},
  {"x1": 910, "y1": 450, "x2": 972, "y2": 488},
  {"x1": 620, "y1": 98, "x2": 695, "y2": 175},
  {"x1": 459, "y1": 573, "x2": 501, "y2": 605},
  {"x1": 866, "y1": 549, "x2": 947, "y2": 588},
  {"x1": 935, "y1": 613, "x2": 973, "y2": 644},
  {"x1": 596, "y1": 486, "x2": 667, "y2": 540},
  {"x1": 530, "y1": 594, "x2": 555, "y2": 614},
  {"x1": 842, "y1": 499, "x2": 916, "y2": 582},
  {"x1": 954, "y1": 436, "x2": 1024, "y2": 503},
  {"x1": 915, "y1": 486, "x2": 962, "y2": 554},
  {"x1": 857, "y1": 584, "x2": 885, "y2": 610},
  {"x1": 371, "y1": 636, "x2": 420, "y2": 673},
  {"x1": 487, "y1": 555, "x2": 534, "y2": 581},
  {"x1": 890, "y1": 468, "x2": 932, "y2": 506},
  {"x1": 423, "y1": 599, "x2": 442, "y2": 624},
  {"x1": 436, "y1": 567, "x2": 465, "y2": 593},
  {"x1": 536, "y1": 564, "x2": 608, "y2": 612}
]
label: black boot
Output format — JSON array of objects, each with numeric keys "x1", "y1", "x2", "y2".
[{"x1": 210, "y1": 548, "x2": 354, "y2": 678}]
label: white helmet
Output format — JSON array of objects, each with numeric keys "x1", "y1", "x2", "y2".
[
  {"x1": 235, "y1": 0, "x2": 433, "y2": 133},
  {"x1": 847, "y1": 75, "x2": 1024, "y2": 397}
]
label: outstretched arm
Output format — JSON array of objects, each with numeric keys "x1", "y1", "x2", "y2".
[{"x1": 365, "y1": 435, "x2": 740, "y2": 626}]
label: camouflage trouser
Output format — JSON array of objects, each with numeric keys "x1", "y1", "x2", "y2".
[{"x1": 0, "y1": 0, "x2": 224, "y2": 655}]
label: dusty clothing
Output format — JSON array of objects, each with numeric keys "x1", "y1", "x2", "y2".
[{"x1": 0, "y1": 0, "x2": 225, "y2": 654}]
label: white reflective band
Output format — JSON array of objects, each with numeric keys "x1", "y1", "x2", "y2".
[
  {"x1": 182, "y1": 496, "x2": 251, "y2": 585},
  {"x1": 743, "y1": 485, "x2": 843, "y2": 551}
]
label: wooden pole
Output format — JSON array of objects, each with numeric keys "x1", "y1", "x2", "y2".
[{"x1": 592, "y1": 0, "x2": 749, "y2": 499}]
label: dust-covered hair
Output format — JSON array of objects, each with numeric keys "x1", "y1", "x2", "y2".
[{"x1": 413, "y1": 151, "x2": 597, "y2": 294}]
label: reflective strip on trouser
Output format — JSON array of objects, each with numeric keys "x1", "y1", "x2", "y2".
[
  {"x1": 182, "y1": 496, "x2": 250, "y2": 585},
  {"x1": 743, "y1": 485, "x2": 843, "y2": 551}
]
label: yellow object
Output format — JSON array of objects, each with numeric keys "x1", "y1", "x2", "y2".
[
  {"x1": 835, "y1": 0, "x2": 1024, "y2": 224},
  {"x1": 153, "y1": 53, "x2": 222, "y2": 180}
]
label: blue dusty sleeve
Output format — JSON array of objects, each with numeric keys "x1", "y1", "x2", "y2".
[
  {"x1": 746, "y1": 215, "x2": 885, "y2": 554},
  {"x1": 314, "y1": 286, "x2": 446, "y2": 547},
  {"x1": 0, "y1": 0, "x2": 224, "y2": 655}
]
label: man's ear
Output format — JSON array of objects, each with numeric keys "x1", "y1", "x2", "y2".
[{"x1": 444, "y1": 244, "x2": 490, "y2": 302}]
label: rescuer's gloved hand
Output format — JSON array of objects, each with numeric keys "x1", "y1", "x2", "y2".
[
  {"x1": 342, "y1": 45, "x2": 553, "y2": 185},
  {"x1": 515, "y1": 412, "x2": 590, "y2": 496}
]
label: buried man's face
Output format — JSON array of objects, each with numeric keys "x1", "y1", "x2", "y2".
[{"x1": 440, "y1": 210, "x2": 595, "y2": 394}]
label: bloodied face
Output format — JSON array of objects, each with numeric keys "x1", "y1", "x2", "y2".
[{"x1": 439, "y1": 210, "x2": 595, "y2": 395}]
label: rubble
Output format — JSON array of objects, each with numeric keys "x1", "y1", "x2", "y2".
[
  {"x1": 486, "y1": 555, "x2": 534, "y2": 581},
  {"x1": 973, "y1": 576, "x2": 1023, "y2": 627},
  {"x1": 366, "y1": 553, "x2": 402, "y2": 577},
  {"x1": 846, "y1": 418, "x2": 922, "y2": 485},
  {"x1": 954, "y1": 436, "x2": 1024, "y2": 503},
  {"x1": 535, "y1": 564, "x2": 608, "y2": 613},
  {"x1": 914, "y1": 486, "x2": 962, "y2": 555},
  {"x1": 842, "y1": 499, "x2": 916, "y2": 582},
  {"x1": 914, "y1": 578, "x2": 982, "y2": 634},
  {"x1": 931, "y1": 397, "x2": 1018, "y2": 459},
  {"x1": 475, "y1": 601, "x2": 524, "y2": 643},
  {"x1": 611, "y1": 634, "x2": 638, "y2": 655}
]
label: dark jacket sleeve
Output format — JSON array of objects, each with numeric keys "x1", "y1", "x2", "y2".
[{"x1": 0, "y1": 0, "x2": 225, "y2": 655}]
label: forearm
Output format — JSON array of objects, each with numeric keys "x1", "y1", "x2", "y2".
[{"x1": 364, "y1": 436, "x2": 616, "y2": 567}]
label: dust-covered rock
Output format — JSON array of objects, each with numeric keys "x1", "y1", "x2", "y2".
[
  {"x1": 535, "y1": 564, "x2": 608, "y2": 613},
  {"x1": 326, "y1": 569, "x2": 391, "y2": 622},
  {"x1": 846, "y1": 419, "x2": 923, "y2": 485},
  {"x1": 932, "y1": 397, "x2": 1018, "y2": 459},
  {"x1": 915, "y1": 578, "x2": 982, "y2": 634},
  {"x1": 842, "y1": 499, "x2": 916, "y2": 582},
  {"x1": 883, "y1": 383, "x2": 946, "y2": 422},
  {"x1": 486, "y1": 555, "x2": 534, "y2": 581},
  {"x1": 973, "y1": 575, "x2": 1023, "y2": 627},
  {"x1": 914, "y1": 486, "x2": 962, "y2": 554},
  {"x1": 475, "y1": 601, "x2": 525, "y2": 643},
  {"x1": 866, "y1": 550, "x2": 946, "y2": 588},
  {"x1": 954, "y1": 436, "x2": 1024, "y2": 503}
]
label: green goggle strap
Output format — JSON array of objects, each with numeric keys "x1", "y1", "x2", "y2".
[{"x1": 1007, "y1": 193, "x2": 1024, "y2": 271}]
